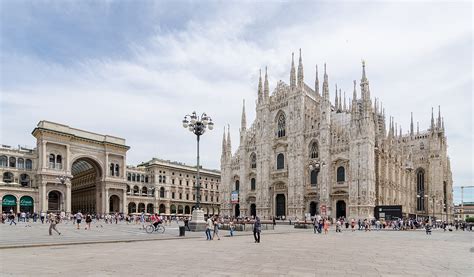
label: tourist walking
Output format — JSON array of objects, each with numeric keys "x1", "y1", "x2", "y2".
[
  {"x1": 205, "y1": 216, "x2": 213, "y2": 240},
  {"x1": 48, "y1": 213, "x2": 61, "y2": 236},
  {"x1": 212, "y1": 216, "x2": 221, "y2": 240},
  {"x1": 323, "y1": 219, "x2": 329, "y2": 234},
  {"x1": 9, "y1": 213, "x2": 16, "y2": 225},
  {"x1": 313, "y1": 217, "x2": 318, "y2": 234},
  {"x1": 85, "y1": 214, "x2": 92, "y2": 230},
  {"x1": 75, "y1": 211, "x2": 83, "y2": 229},
  {"x1": 253, "y1": 216, "x2": 261, "y2": 243},
  {"x1": 336, "y1": 220, "x2": 342, "y2": 232},
  {"x1": 229, "y1": 221, "x2": 235, "y2": 237}
]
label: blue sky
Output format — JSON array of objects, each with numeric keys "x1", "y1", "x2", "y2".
[{"x1": 0, "y1": 1, "x2": 472, "y2": 203}]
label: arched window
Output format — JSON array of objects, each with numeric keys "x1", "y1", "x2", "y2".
[
  {"x1": 126, "y1": 185, "x2": 130, "y2": 193},
  {"x1": 145, "y1": 176, "x2": 149, "y2": 183},
  {"x1": 159, "y1": 176, "x2": 162, "y2": 183},
  {"x1": 115, "y1": 164, "x2": 120, "y2": 177},
  {"x1": 17, "y1": 158, "x2": 24, "y2": 169},
  {"x1": 132, "y1": 173, "x2": 136, "y2": 182},
  {"x1": 127, "y1": 173, "x2": 131, "y2": 181},
  {"x1": 151, "y1": 188, "x2": 155, "y2": 197},
  {"x1": 25, "y1": 159, "x2": 32, "y2": 170},
  {"x1": 3, "y1": 172, "x2": 14, "y2": 183},
  {"x1": 110, "y1": 163, "x2": 115, "y2": 176},
  {"x1": 49, "y1": 154, "x2": 55, "y2": 169},
  {"x1": 310, "y1": 141, "x2": 319, "y2": 159},
  {"x1": 251, "y1": 178, "x2": 256, "y2": 191},
  {"x1": 336, "y1": 166, "x2": 345, "y2": 182},
  {"x1": 416, "y1": 169, "x2": 425, "y2": 211},
  {"x1": 443, "y1": 181, "x2": 447, "y2": 212},
  {"x1": 160, "y1": 187, "x2": 165, "y2": 198},
  {"x1": 277, "y1": 112, "x2": 286, "y2": 138},
  {"x1": 133, "y1": 186, "x2": 139, "y2": 195},
  {"x1": 235, "y1": 180, "x2": 240, "y2": 191},
  {"x1": 56, "y1": 155, "x2": 62, "y2": 169},
  {"x1": 142, "y1": 187, "x2": 147, "y2": 196},
  {"x1": 310, "y1": 169, "x2": 319, "y2": 186},
  {"x1": 20, "y1": 174, "x2": 30, "y2": 187},
  {"x1": 277, "y1": 153, "x2": 284, "y2": 170},
  {"x1": 250, "y1": 153, "x2": 257, "y2": 169},
  {"x1": 0, "y1": 156, "x2": 7, "y2": 167},
  {"x1": 9, "y1": 157, "x2": 16, "y2": 168}
]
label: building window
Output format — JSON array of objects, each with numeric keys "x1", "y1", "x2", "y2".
[
  {"x1": 142, "y1": 187, "x2": 148, "y2": 196},
  {"x1": 127, "y1": 173, "x2": 131, "y2": 181},
  {"x1": 310, "y1": 169, "x2": 319, "y2": 186},
  {"x1": 56, "y1": 155, "x2": 62, "y2": 169},
  {"x1": 0, "y1": 156, "x2": 7, "y2": 167},
  {"x1": 277, "y1": 112, "x2": 286, "y2": 137},
  {"x1": 180, "y1": 180, "x2": 182, "y2": 185},
  {"x1": 186, "y1": 194, "x2": 189, "y2": 200},
  {"x1": 163, "y1": 176, "x2": 166, "y2": 183},
  {"x1": 251, "y1": 178, "x2": 256, "y2": 191},
  {"x1": 336, "y1": 166, "x2": 345, "y2": 182},
  {"x1": 17, "y1": 158, "x2": 24, "y2": 169},
  {"x1": 205, "y1": 195, "x2": 208, "y2": 202},
  {"x1": 179, "y1": 193, "x2": 182, "y2": 199},
  {"x1": 132, "y1": 173, "x2": 136, "y2": 182},
  {"x1": 20, "y1": 174, "x2": 30, "y2": 187},
  {"x1": 49, "y1": 154, "x2": 55, "y2": 169},
  {"x1": 417, "y1": 169, "x2": 425, "y2": 211},
  {"x1": 250, "y1": 153, "x2": 257, "y2": 169},
  {"x1": 133, "y1": 186, "x2": 139, "y2": 195},
  {"x1": 25, "y1": 159, "x2": 32, "y2": 170},
  {"x1": 145, "y1": 176, "x2": 149, "y2": 183},
  {"x1": 110, "y1": 163, "x2": 115, "y2": 176},
  {"x1": 160, "y1": 187, "x2": 165, "y2": 198},
  {"x1": 172, "y1": 179, "x2": 175, "y2": 185},
  {"x1": 115, "y1": 164, "x2": 120, "y2": 177},
  {"x1": 3, "y1": 172, "x2": 14, "y2": 183},
  {"x1": 172, "y1": 192, "x2": 175, "y2": 199},
  {"x1": 310, "y1": 141, "x2": 319, "y2": 159},
  {"x1": 235, "y1": 180, "x2": 240, "y2": 191},
  {"x1": 9, "y1": 157, "x2": 16, "y2": 168},
  {"x1": 277, "y1": 153, "x2": 284, "y2": 170}
]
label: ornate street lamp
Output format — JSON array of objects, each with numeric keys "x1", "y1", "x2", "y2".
[{"x1": 182, "y1": 111, "x2": 213, "y2": 231}]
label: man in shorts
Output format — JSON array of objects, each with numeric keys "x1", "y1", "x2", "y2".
[{"x1": 75, "y1": 211, "x2": 83, "y2": 230}]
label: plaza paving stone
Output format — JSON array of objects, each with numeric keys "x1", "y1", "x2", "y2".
[{"x1": 0, "y1": 221, "x2": 472, "y2": 276}]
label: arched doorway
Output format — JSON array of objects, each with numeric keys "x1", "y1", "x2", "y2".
[
  {"x1": 2, "y1": 195, "x2": 17, "y2": 213},
  {"x1": 109, "y1": 195, "x2": 120, "y2": 213},
  {"x1": 178, "y1": 205, "x2": 184, "y2": 214},
  {"x1": 184, "y1": 206, "x2": 190, "y2": 215},
  {"x1": 48, "y1": 191, "x2": 61, "y2": 212},
  {"x1": 71, "y1": 157, "x2": 102, "y2": 213},
  {"x1": 20, "y1": 196, "x2": 34, "y2": 213},
  {"x1": 336, "y1": 200, "x2": 346, "y2": 219},
  {"x1": 170, "y1": 204, "x2": 176, "y2": 214},
  {"x1": 147, "y1": 203, "x2": 154, "y2": 214},
  {"x1": 309, "y1": 201, "x2": 317, "y2": 217},
  {"x1": 128, "y1": 202, "x2": 136, "y2": 214},
  {"x1": 235, "y1": 204, "x2": 240, "y2": 218},
  {"x1": 159, "y1": 204, "x2": 166, "y2": 214},
  {"x1": 250, "y1": 203, "x2": 256, "y2": 218},
  {"x1": 276, "y1": 194, "x2": 286, "y2": 218}
]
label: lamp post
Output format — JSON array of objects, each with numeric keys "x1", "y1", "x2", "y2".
[
  {"x1": 182, "y1": 111, "x2": 214, "y2": 231},
  {"x1": 57, "y1": 175, "x2": 69, "y2": 213}
]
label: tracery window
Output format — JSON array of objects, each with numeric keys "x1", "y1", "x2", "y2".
[
  {"x1": 310, "y1": 141, "x2": 319, "y2": 159},
  {"x1": 310, "y1": 169, "x2": 319, "y2": 186},
  {"x1": 416, "y1": 169, "x2": 425, "y2": 211},
  {"x1": 250, "y1": 153, "x2": 257, "y2": 169},
  {"x1": 277, "y1": 112, "x2": 286, "y2": 138},
  {"x1": 277, "y1": 153, "x2": 285, "y2": 170}
]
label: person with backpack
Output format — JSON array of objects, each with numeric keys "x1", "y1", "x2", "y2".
[
  {"x1": 85, "y1": 213, "x2": 92, "y2": 230},
  {"x1": 49, "y1": 212, "x2": 61, "y2": 236}
]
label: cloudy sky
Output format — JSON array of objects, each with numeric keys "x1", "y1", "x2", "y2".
[{"x1": 1, "y1": 1, "x2": 472, "y2": 202}]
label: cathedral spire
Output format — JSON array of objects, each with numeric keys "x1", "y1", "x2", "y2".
[
  {"x1": 222, "y1": 127, "x2": 227, "y2": 155},
  {"x1": 442, "y1": 117, "x2": 445, "y2": 130},
  {"x1": 315, "y1": 65, "x2": 319, "y2": 96},
  {"x1": 410, "y1": 112, "x2": 414, "y2": 136},
  {"x1": 264, "y1": 67, "x2": 269, "y2": 100},
  {"x1": 290, "y1": 52, "x2": 296, "y2": 89},
  {"x1": 361, "y1": 59, "x2": 367, "y2": 82},
  {"x1": 297, "y1": 48, "x2": 304, "y2": 88},
  {"x1": 343, "y1": 91, "x2": 347, "y2": 112},
  {"x1": 338, "y1": 89, "x2": 342, "y2": 112},
  {"x1": 322, "y1": 63, "x2": 329, "y2": 100},
  {"x1": 334, "y1": 84, "x2": 339, "y2": 110},
  {"x1": 430, "y1": 107, "x2": 435, "y2": 131},
  {"x1": 351, "y1": 80, "x2": 358, "y2": 114},
  {"x1": 241, "y1": 99, "x2": 246, "y2": 131},
  {"x1": 257, "y1": 69, "x2": 263, "y2": 104},
  {"x1": 227, "y1": 125, "x2": 232, "y2": 154},
  {"x1": 437, "y1": 105, "x2": 442, "y2": 129},
  {"x1": 417, "y1": 121, "x2": 420, "y2": 135}
]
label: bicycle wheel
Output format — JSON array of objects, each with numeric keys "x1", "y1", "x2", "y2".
[
  {"x1": 158, "y1": 225, "x2": 165, "y2": 233},
  {"x1": 145, "y1": 225, "x2": 155, "y2": 234}
]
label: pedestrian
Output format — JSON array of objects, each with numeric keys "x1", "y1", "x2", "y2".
[
  {"x1": 85, "y1": 213, "x2": 92, "y2": 230},
  {"x1": 48, "y1": 213, "x2": 61, "y2": 236},
  {"x1": 212, "y1": 216, "x2": 221, "y2": 240},
  {"x1": 351, "y1": 218, "x2": 355, "y2": 232},
  {"x1": 75, "y1": 211, "x2": 83, "y2": 229},
  {"x1": 313, "y1": 217, "x2": 318, "y2": 234},
  {"x1": 205, "y1": 216, "x2": 213, "y2": 240},
  {"x1": 184, "y1": 217, "x2": 190, "y2": 231},
  {"x1": 323, "y1": 219, "x2": 329, "y2": 234},
  {"x1": 140, "y1": 212, "x2": 146, "y2": 230},
  {"x1": 229, "y1": 221, "x2": 235, "y2": 237},
  {"x1": 9, "y1": 213, "x2": 16, "y2": 225},
  {"x1": 336, "y1": 220, "x2": 342, "y2": 233},
  {"x1": 253, "y1": 216, "x2": 261, "y2": 243}
]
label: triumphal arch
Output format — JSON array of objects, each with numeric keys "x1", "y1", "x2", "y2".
[{"x1": 33, "y1": 121, "x2": 129, "y2": 214}]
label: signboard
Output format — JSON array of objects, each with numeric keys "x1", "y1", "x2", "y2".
[
  {"x1": 320, "y1": 204, "x2": 327, "y2": 215},
  {"x1": 374, "y1": 205, "x2": 402, "y2": 220},
  {"x1": 20, "y1": 196, "x2": 33, "y2": 207},
  {"x1": 2, "y1": 195, "x2": 16, "y2": 206},
  {"x1": 231, "y1": 191, "x2": 239, "y2": 204}
]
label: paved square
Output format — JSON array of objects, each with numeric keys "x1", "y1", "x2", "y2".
[{"x1": 0, "y1": 222, "x2": 472, "y2": 276}]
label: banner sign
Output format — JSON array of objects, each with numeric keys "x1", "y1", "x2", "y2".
[
  {"x1": 20, "y1": 197, "x2": 33, "y2": 207},
  {"x1": 2, "y1": 195, "x2": 16, "y2": 206},
  {"x1": 320, "y1": 204, "x2": 327, "y2": 215},
  {"x1": 231, "y1": 191, "x2": 239, "y2": 204}
]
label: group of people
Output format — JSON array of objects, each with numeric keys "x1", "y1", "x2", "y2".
[{"x1": 204, "y1": 215, "x2": 262, "y2": 243}]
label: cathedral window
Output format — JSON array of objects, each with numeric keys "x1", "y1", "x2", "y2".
[
  {"x1": 235, "y1": 180, "x2": 240, "y2": 191},
  {"x1": 277, "y1": 153, "x2": 285, "y2": 170},
  {"x1": 250, "y1": 153, "x2": 257, "y2": 169},
  {"x1": 310, "y1": 169, "x2": 319, "y2": 186},
  {"x1": 336, "y1": 166, "x2": 345, "y2": 182},
  {"x1": 416, "y1": 169, "x2": 425, "y2": 211},
  {"x1": 251, "y1": 178, "x2": 256, "y2": 191},
  {"x1": 277, "y1": 112, "x2": 286, "y2": 138},
  {"x1": 310, "y1": 141, "x2": 319, "y2": 159}
]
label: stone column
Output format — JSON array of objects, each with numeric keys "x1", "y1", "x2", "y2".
[
  {"x1": 66, "y1": 182, "x2": 72, "y2": 214},
  {"x1": 42, "y1": 141, "x2": 47, "y2": 169},
  {"x1": 122, "y1": 189, "x2": 127, "y2": 214},
  {"x1": 41, "y1": 181, "x2": 47, "y2": 212},
  {"x1": 105, "y1": 188, "x2": 109, "y2": 214},
  {"x1": 66, "y1": 145, "x2": 71, "y2": 174}
]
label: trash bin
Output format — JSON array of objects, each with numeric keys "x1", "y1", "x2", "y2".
[{"x1": 179, "y1": 226, "x2": 185, "y2": 237}]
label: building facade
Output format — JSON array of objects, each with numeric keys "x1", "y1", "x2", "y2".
[
  {"x1": 220, "y1": 51, "x2": 454, "y2": 221},
  {"x1": 0, "y1": 121, "x2": 220, "y2": 216},
  {"x1": 454, "y1": 202, "x2": 474, "y2": 222}
]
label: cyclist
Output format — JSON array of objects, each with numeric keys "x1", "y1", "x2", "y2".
[{"x1": 152, "y1": 213, "x2": 162, "y2": 230}]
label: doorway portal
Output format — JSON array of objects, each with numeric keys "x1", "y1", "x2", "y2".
[
  {"x1": 276, "y1": 194, "x2": 286, "y2": 218},
  {"x1": 336, "y1": 200, "x2": 346, "y2": 218}
]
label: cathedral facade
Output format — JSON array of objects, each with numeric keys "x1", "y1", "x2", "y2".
[{"x1": 220, "y1": 51, "x2": 454, "y2": 221}]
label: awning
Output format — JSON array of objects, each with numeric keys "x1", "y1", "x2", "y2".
[
  {"x1": 20, "y1": 196, "x2": 34, "y2": 207},
  {"x1": 2, "y1": 195, "x2": 17, "y2": 206}
]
